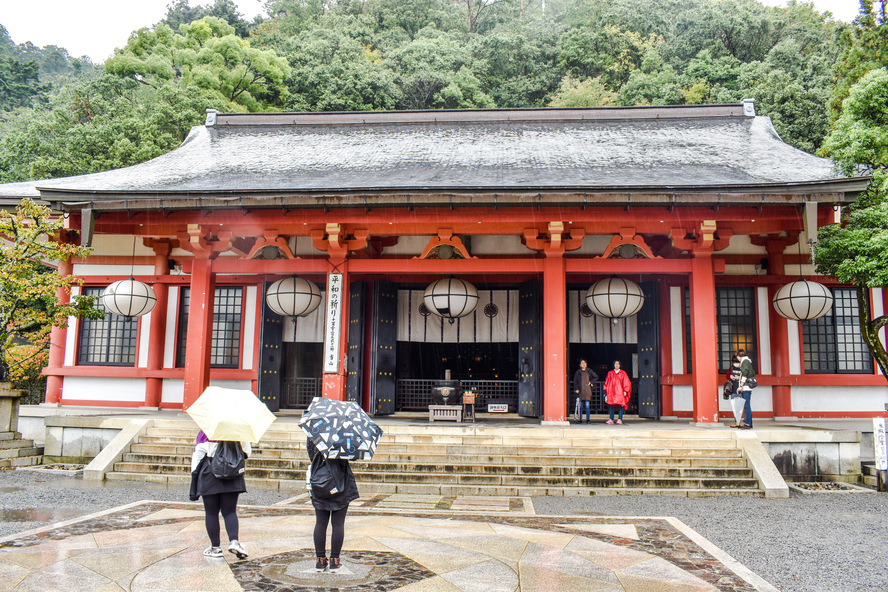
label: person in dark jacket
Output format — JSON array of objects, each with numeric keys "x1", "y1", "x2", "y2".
[
  {"x1": 307, "y1": 438, "x2": 359, "y2": 573},
  {"x1": 189, "y1": 430, "x2": 252, "y2": 559},
  {"x1": 572, "y1": 359, "x2": 599, "y2": 424}
]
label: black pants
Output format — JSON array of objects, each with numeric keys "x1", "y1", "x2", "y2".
[
  {"x1": 314, "y1": 506, "x2": 349, "y2": 558},
  {"x1": 202, "y1": 492, "x2": 240, "y2": 547}
]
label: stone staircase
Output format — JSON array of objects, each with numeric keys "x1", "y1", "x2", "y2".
[
  {"x1": 105, "y1": 420, "x2": 764, "y2": 497},
  {"x1": 0, "y1": 431, "x2": 43, "y2": 468}
]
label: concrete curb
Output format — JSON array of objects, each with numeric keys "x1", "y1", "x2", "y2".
[
  {"x1": 736, "y1": 431, "x2": 790, "y2": 498},
  {"x1": 83, "y1": 418, "x2": 153, "y2": 481}
]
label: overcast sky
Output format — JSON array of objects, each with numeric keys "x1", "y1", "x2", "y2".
[{"x1": 1, "y1": 0, "x2": 863, "y2": 64}]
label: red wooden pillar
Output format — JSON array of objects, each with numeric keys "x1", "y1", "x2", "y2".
[
  {"x1": 144, "y1": 242, "x2": 170, "y2": 408},
  {"x1": 767, "y1": 241, "x2": 793, "y2": 417},
  {"x1": 44, "y1": 259, "x2": 73, "y2": 405},
  {"x1": 322, "y1": 258, "x2": 349, "y2": 401},
  {"x1": 689, "y1": 253, "x2": 719, "y2": 423},
  {"x1": 542, "y1": 253, "x2": 567, "y2": 422},
  {"x1": 183, "y1": 255, "x2": 215, "y2": 410}
]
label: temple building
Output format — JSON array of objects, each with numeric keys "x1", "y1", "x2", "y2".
[{"x1": 1, "y1": 102, "x2": 883, "y2": 423}]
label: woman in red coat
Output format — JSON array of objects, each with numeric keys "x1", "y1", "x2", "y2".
[{"x1": 604, "y1": 360, "x2": 632, "y2": 425}]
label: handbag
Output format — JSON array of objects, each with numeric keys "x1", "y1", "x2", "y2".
[
  {"x1": 211, "y1": 441, "x2": 246, "y2": 480},
  {"x1": 722, "y1": 381, "x2": 735, "y2": 400},
  {"x1": 746, "y1": 377, "x2": 758, "y2": 389},
  {"x1": 309, "y1": 453, "x2": 347, "y2": 499}
]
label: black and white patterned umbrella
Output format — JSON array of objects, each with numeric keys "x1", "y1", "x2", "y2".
[{"x1": 297, "y1": 397, "x2": 383, "y2": 460}]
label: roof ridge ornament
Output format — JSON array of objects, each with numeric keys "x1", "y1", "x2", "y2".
[
  {"x1": 742, "y1": 98, "x2": 755, "y2": 117},
  {"x1": 205, "y1": 109, "x2": 219, "y2": 126}
]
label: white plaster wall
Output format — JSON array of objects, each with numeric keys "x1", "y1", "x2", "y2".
[
  {"x1": 161, "y1": 378, "x2": 254, "y2": 405},
  {"x1": 62, "y1": 377, "x2": 146, "y2": 402},
  {"x1": 757, "y1": 286, "x2": 771, "y2": 375},
  {"x1": 381, "y1": 236, "x2": 430, "y2": 256},
  {"x1": 791, "y1": 386, "x2": 888, "y2": 412},
  {"x1": 138, "y1": 313, "x2": 151, "y2": 368},
  {"x1": 73, "y1": 264, "x2": 155, "y2": 276},
  {"x1": 470, "y1": 235, "x2": 535, "y2": 256},
  {"x1": 718, "y1": 234, "x2": 767, "y2": 255},
  {"x1": 569, "y1": 234, "x2": 611, "y2": 256},
  {"x1": 670, "y1": 286, "x2": 684, "y2": 374},
  {"x1": 672, "y1": 385, "x2": 694, "y2": 412},
  {"x1": 242, "y1": 286, "x2": 258, "y2": 370},
  {"x1": 64, "y1": 286, "x2": 80, "y2": 367},
  {"x1": 163, "y1": 286, "x2": 179, "y2": 368},
  {"x1": 87, "y1": 234, "x2": 156, "y2": 257},
  {"x1": 723, "y1": 264, "x2": 761, "y2": 276},
  {"x1": 289, "y1": 236, "x2": 326, "y2": 256},
  {"x1": 788, "y1": 319, "x2": 801, "y2": 375}
]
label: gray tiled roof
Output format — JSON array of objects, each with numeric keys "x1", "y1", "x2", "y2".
[{"x1": 7, "y1": 105, "x2": 866, "y2": 209}]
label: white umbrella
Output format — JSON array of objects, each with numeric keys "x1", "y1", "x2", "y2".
[{"x1": 186, "y1": 386, "x2": 276, "y2": 442}]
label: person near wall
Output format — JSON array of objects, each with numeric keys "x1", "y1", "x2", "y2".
[
  {"x1": 307, "y1": 438, "x2": 359, "y2": 573},
  {"x1": 603, "y1": 360, "x2": 632, "y2": 425},
  {"x1": 573, "y1": 359, "x2": 599, "y2": 424},
  {"x1": 738, "y1": 349, "x2": 755, "y2": 429},
  {"x1": 727, "y1": 356, "x2": 744, "y2": 428},
  {"x1": 189, "y1": 430, "x2": 252, "y2": 559}
]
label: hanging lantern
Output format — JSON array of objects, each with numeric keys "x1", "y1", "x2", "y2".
[
  {"x1": 265, "y1": 276, "x2": 322, "y2": 317},
  {"x1": 423, "y1": 278, "x2": 479, "y2": 323},
  {"x1": 772, "y1": 279, "x2": 833, "y2": 321},
  {"x1": 585, "y1": 277, "x2": 645, "y2": 318},
  {"x1": 101, "y1": 278, "x2": 157, "y2": 317}
]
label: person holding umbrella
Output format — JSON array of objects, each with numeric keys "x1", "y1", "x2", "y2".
[
  {"x1": 186, "y1": 386, "x2": 277, "y2": 560},
  {"x1": 298, "y1": 397, "x2": 383, "y2": 573},
  {"x1": 189, "y1": 430, "x2": 252, "y2": 559},
  {"x1": 306, "y1": 437, "x2": 358, "y2": 572}
]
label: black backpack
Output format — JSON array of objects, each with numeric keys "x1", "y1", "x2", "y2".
[
  {"x1": 211, "y1": 441, "x2": 246, "y2": 480},
  {"x1": 309, "y1": 454, "x2": 347, "y2": 499}
]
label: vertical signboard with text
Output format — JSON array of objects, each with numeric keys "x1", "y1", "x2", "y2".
[{"x1": 323, "y1": 273, "x2": 344, "y2": 374}]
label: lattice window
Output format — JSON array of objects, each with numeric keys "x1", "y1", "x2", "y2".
[
  {"x1": 684, "y1": 287, "x2": 692, "y2": 373},
  {"x1": 802, "y1": 288, "x2": 872, "y2": 374},
  {"x1": 176, "y1": 287, "x2": 243, "y2": 368},
  {"x1": 716, "y1": 287, "x2": 756, "y2": 372},
  {"x1": 77, "y1": 287, "x2": 137, "y2": 366}
]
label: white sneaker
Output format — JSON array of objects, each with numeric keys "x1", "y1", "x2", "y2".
[
  {"x1": 228, "y1": 540, "x2": 248, "y2": 559},
  {"x1": 204, "y1": 546, "x2": 223, "y2": 558}
]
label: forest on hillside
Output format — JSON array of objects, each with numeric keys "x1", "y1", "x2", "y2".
[{"x1": 1, "y1": 0, "x2": 887, "y2": 183}]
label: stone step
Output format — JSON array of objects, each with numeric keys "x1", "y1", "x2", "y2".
[
  {"x1": 0, "y1": 438, "x2": 33, "y2": 451},
  {"x1": 122, "y1": 445, "x2": 747, "y2": 469},
  {"x1": 118, "y1": 454, "x2": 752, "y2": 479},
  {"x1": 0, "y1": 446, "x2": 43, "y2": 459},
  {"x1": 111, "y1": 460, "x2": 756, "y2": 489},
  {"x1": 135, "y1": 437, "x2": 744, "y2": 460},
  {"x1": 0, "y1": 455, "x2": 43, "y2": 468}
]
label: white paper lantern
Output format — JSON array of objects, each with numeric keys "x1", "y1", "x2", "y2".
[
  {"x1": 423, "y1": 278, "x2": 479, "y2": 322},
  {"x1": 772, "y1": 279, "x2": 833, "y2": 321},
  {"x1": 585, "y1": 277, "x2": 645, "y2": 318},
  {"x1": 101, "y1": 279, "x2": 157, "y2": 317},
  {"x1": 266, "y1": 276, "x2": 322, "y2": 317}
]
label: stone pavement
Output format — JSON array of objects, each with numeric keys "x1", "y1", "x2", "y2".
[{"x1": 0, "y1": 494, "x2": 778, "y2": 592}]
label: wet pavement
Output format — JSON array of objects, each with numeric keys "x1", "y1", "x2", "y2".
[{"x1": 0, "y1": 491, "x2": 777, "y2": 591}]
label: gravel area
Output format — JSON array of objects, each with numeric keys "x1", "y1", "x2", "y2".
[
  {"x1": 533, "y1": 492, "x2": 888, "y2": 592},
  {"x1": 0, "y1": 468, "x2": 294, "y2": 539}
]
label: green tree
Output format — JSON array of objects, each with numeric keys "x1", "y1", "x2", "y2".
[
  {"x1": 0, "y1": 56, "x2": 49, "y2": 110},
  {"x1": 473, "y1": 28, "x2": 561, "y2": 107},
  {"x1": 161, "y1": 0, "x2": 258, "y2": 38},
  {"x1": 0, "y1": 75, "x2": 215, "y2": 182},
  {"x1": 816, "y1": 67, "x2": 888, "y2": 378},
  {"x1": 0, "y1": 199, "x2": 102, "y2": 383},
  {"x1": 557, "y1": 24, "x2": 661, "y2": 90},
  {"x1": 547, "y1": 75, "x2": 617, "y2": 107},
  {"x1": 830, "y1": 0, "x2": 888, "y2": 121},
  {"x1": 105, "y1": 17, "x2": 291, "y2": 111}
]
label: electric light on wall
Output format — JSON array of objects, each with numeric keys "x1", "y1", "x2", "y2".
[
  {"x1": 265, "y1": 276, "x2": 322, "y2": 317},
  {"x1": 423, "y1": 277, "x2": 479, "y2": 324}
]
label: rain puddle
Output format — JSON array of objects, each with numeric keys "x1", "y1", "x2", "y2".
[
  {"x1": 0, "y1": 507, "x2": 85, "y2": 522},
  {"x1": 0, "y1": 486, "x2": 23, "y2": 493}
]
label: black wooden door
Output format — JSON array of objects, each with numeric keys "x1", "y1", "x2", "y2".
[
  {"x1": 257, "y1": 281, "x2": 283, "y2": 412},
  {"x1": 346, "y1": 282, "x2": 365, "y2": 404},
  {"x1": 518, "y1": 280, "x2": 542, "y2": 417},
  {"x1": 636, "y1": 281, "x2": 660, "y2": 419},
  {"x1": 370, "y1": 280, "x2": 398, "y2": 415}
]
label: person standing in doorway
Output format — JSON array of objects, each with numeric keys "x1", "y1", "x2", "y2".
[
  {"x1": 738, "y1": 349, "x2": 755, "y2": 429},
  {"x1": 573, "y1": 359, "x2": 599, "y2": 424},
  {"x1": 604, "y1": 360, "x2": 632, "y2": 425}
]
